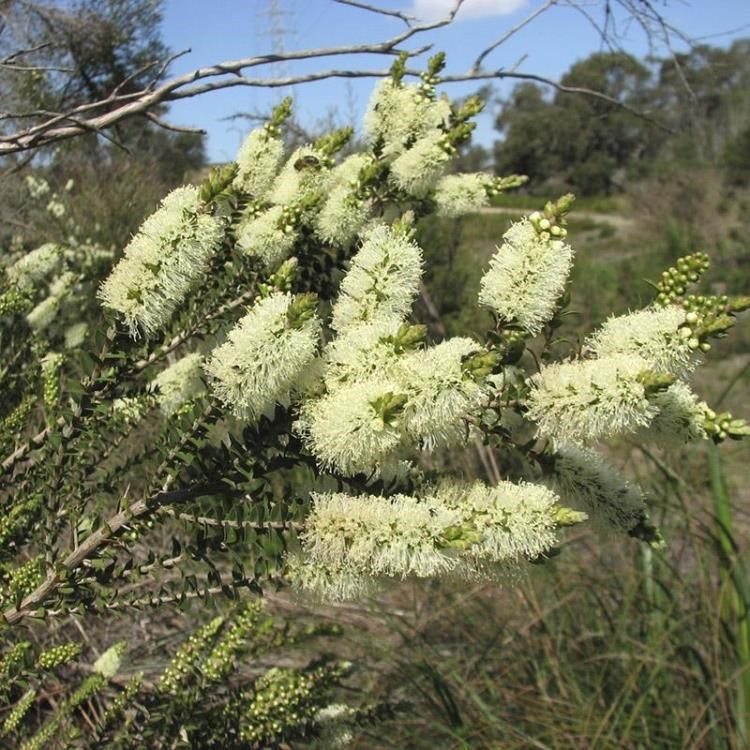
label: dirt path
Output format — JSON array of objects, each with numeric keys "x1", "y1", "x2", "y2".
[{"x1": 478, "y1": 205, "x2": 635, "y2": 231}]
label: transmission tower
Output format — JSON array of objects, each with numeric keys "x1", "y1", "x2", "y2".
[{"x1": 257, "y1": 0, "x2": 297, "y2": 103}]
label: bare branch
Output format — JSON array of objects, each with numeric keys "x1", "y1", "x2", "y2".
[
  {"x1": 439, "y1": 68, "x2": 674, "y2": 132},
  {"x1": 2, "y1": 479, "x2": 230, "y2": 625},
  {"x1": 0, "y1": 0, "x2": 680, "y2": 156},
  {"x1": 333, "y1": 0, "x2": 415, "y2": 26},
  {"x1": 0, "y1": 0, "x2": 465, "y2": 156},
  {"x1": 472, "y1": 0, "x2": 558, "y2": 72},
  {"x1": 144, "y1": 110, "x2": 206, "y2": 135}
]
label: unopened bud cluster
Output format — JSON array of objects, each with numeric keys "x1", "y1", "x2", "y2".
[
  {"x1": 702, "y1": 406, "x2": 750, "y2": 443},
  {"x1": 528, "y1": 193, "x2": 574, "y2": 243},
  {"x1": 36, "y1": 642, "x2": 81, "y2": 670},
  {"x1": 655, "y1": 252, "x2": 710, "y2": 305},
  {"x1": 1, "y1": 558, "x2": 43, "y2": 606},
  {"x1": 158, "y1": 616, "x2": 224, "y2": 694},
  {"x1": 240, "y1": 665, "x2": 345, "y2": 745}
]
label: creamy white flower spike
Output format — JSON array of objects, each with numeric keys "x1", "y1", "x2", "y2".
[
  {"x1": 322, "y1": 317, "x2": 406, "y2": 389},
  {"x1": 433, "y1": 173, "x2": 494, "y2": 217},
  {"x1": 642, "y1": 382, "x2": 709, "y2": 447},
  {"x1": 6, "y1": 243, "x2": 62, "y2": 289},
  {"x1": 297, "y1": 377, "x2": 406, "y2": 477},
  {"x1": 390, "y1": 132, "x2": 450, "y2": 196},
  {"x1": 526, "y1": 354, "x2": 657, "y2": 445},
  {"x1": 550, "y1": 446, "x2": 649, "y2": 534},
  {"x1": 292, "y1": 480, "x2": 578, "y2": 600},
  {"x1": 26, "y1": 271, "x2": 75, "y2": 331},
  {"x1": 363, "y1": 79, "x2": 451, "y2": 158},
  {"x1": 315, "y1": 188, "x2": 370, "y2": 246},
  {"x1": 479, "y1": 218, "x2": 574, "y2": 336},
  {"x1": 331, "y1": 223, "x2": 423, "y2": 333},
  {"x1": 397, "y1": 337, "x2": 488, "y2": 448},
  {"x1": 433, "y1": 479, "x2": 565, "y2": 566},
  {"x1": 151, "y1": 352, "x2": 206, "y2": 416},
  {"x1": 285, "y1": 554, "x2": 375, "y2": 602},
  {"x1": 270, "y1": 145, "x2": 326, "y2": 206},
  {"x1": 235, "y1": 205, "x2": 297, "y2": 269},
  {"x1": 302, "y1": 492, "x2": 461, "y2": 579},
  {"x1": 586, "y1": 305, "x2": 694, "y2": 377},
  {"x1": 232, "y1": 128, "x2": 285, "y2": 196},
  {"x1": 98, "y1": 186, "x2": 224, "y2": 337},
  {"x1": 315, "y1": 154, "x2": 372, "y2": 245},
  {"x1": 205, "y1": 292, "x2": 321, "y2": 421}
]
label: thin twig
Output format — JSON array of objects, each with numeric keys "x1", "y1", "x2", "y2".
[
  {"x1": 472, "y1": 0, "x2": 558, "y2": 72},
  {"x1": 333, "y1": 0, "x2": 415, "y2": 26}
]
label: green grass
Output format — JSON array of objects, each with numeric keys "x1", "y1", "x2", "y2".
[
  {"x1": 488, "y1": 193, "x2": 627, "y2": 214},
  {"x1": 353, "y1": 433, "x2": 750, "y2": 748}
]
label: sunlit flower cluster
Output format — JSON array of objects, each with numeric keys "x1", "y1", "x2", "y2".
[
  {"x1": 151, "y1": 352, "x2": 206, "y2": 416},
  {"x1": 363, "y1": 78, "x2": 451, "y2": 158},
  {"x1": 233, "y1": 127, "x2": 285, "y2": 197},
  {"x1": 433, "y1": 173, "x2": 494, "y2": 217},
  {"x1": 330, "y1": 223, "x2": 423, "y2": 333},
  {"x1": 315, "y1": 155, "x2": 372, "y2": 245},
  {"x1": 397, "y1": 337, "x2": 488, "y2": 448},
  {"x1": 526, "y1": 354, "x2": 656, "y2": 446},
  {"x1": 479, "y1": 218, "x2": 574, "y2": 335},
  {"x1": 270, "y1": 145, "x2": 327, "y2": 206},
  {"x1": 297, "y1": 378, "x2": 406, "y2": 477},
  {"x1": 205, "y1": 292, "x2": 321, "y2": 421},
  {"x1": 98, "y1": 187, "x2": 224, "y2": 336},
  {"x1": 586, "y1": 305, "x2": 694, "y2": 377},
  {"x1": 290, "y1": 480, "x2": 581, "y2": 599},
  {"x1": 390, "y1": 132, "x2": 451, "y2": 196},
  {"x1": 236, "y1": 204, "x2": 297, "y2": 269}
]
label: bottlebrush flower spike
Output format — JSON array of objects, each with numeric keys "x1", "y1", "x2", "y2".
[
  {"x1": 98, "y1": 186, "x2": 224, "y2": 337},
  {"x1": 205, "y1": 292, "x2": 321, "y2": 421}
]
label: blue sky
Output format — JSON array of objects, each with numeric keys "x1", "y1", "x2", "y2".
[{"x1": 160, "y1": 0, "x2": 750, "y2": 163}]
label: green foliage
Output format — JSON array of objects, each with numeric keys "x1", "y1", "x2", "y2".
[
  {"x1": 494, "y1": 41, "x2": 750, "y2": 195},
  {"x1": 0, "y1": 600, "x2": 395, "y2": 749}
]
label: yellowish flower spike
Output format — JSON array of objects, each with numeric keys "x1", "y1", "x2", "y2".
[
  {"x1": 479, "y1": 217, "x2": 574, "y2": 335},
  {"x1": 331, "y1": 223, "x2": 423, "y2": 333},
  {"x1": 98, "y1": 186, "x2": 224, "y2": 337},
  {"x1": 205, "y1": 292, "x2": 321, "y2": 422},
  {"x1": 586, "y1": 305, "x2": 695, "y2": 377},
  {"x1": 526, "y1": 354, "x2": 657, "y2": 446}
]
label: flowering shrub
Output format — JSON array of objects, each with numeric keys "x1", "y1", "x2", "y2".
[{"x1": 0, "y1": 53, "x2": 748, "y2": 746}]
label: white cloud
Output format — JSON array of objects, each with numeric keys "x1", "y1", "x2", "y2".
[{"x1": 411, "y1": 0, "x2": 530, "y2": 22}]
